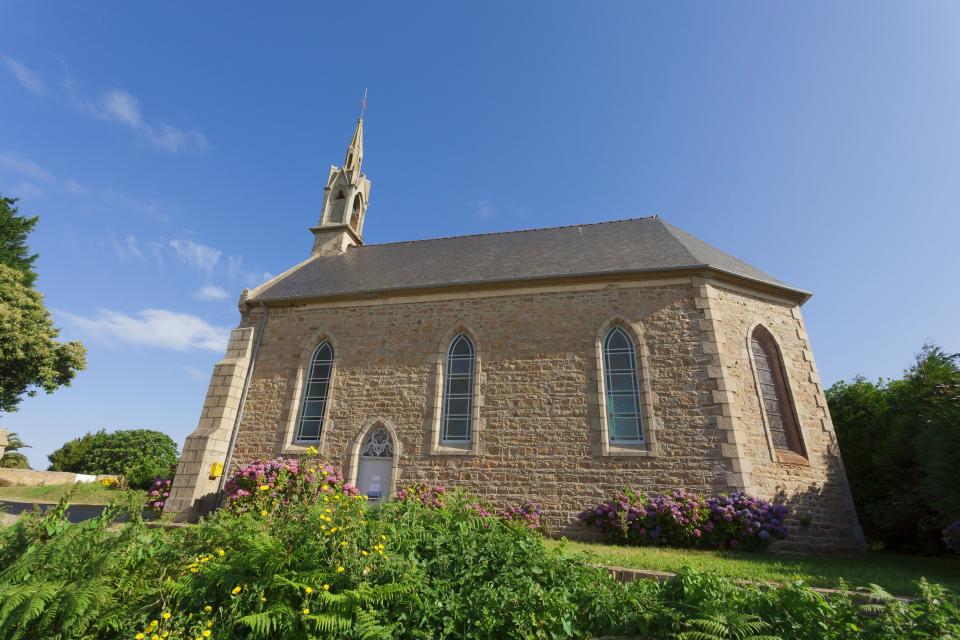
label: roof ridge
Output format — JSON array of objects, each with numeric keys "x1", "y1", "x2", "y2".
[
  {"x1": 355, "y1": 215, "x2": 661, "y2": 249},
  {"x1": 657, "y1": 219, "x2": 706, "y2": 266}
]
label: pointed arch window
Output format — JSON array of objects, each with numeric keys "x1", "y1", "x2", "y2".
[
  {"x1": 294, "y1": 341, "x2": 334, "y2": 443},
  {"x1": 602, "y1": 326, "x2": 644, "y2": 443},
  {"x1": 441, "y1": 334, "x2": 475, "y2": 443},
  {"x1": 750, "y1": 326, "x2": 804, "y2": 455}
]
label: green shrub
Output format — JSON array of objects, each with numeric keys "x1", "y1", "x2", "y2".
[
  {"x1": 828, "y1": 345, "x2": 960, "y2": 553},
  {"x1": 47, "y1": 429, "x2": 178, "y2": 486},
  {"x1": 0, "y1": 461, "x2": 958, "y2": 639}
]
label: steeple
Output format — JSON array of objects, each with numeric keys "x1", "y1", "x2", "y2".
[{"x1": 310, "y1": 94, "x2": 372, "y2": 256}]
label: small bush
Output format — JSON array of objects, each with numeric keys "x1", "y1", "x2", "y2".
[
  {"x1": 48, "y1": 429, "x2": 179, "y2": 482},
  {"x1": 578, "y1": 489, "x2": 788, "y2": 551},
  {"x1": 223, "y1": 451, "x2": 358, "y2": 517},
  {"x1": 146, "y1": 477, "x2": 172, "y2": 512}
]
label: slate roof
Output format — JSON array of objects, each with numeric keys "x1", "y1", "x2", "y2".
[{"x1": 251, "y1": 216, "x2": 806, "y2": 302}]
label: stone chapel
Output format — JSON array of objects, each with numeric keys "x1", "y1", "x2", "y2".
[{"x1": 165, "y1": 116, "x2": 864, "y2": 552}]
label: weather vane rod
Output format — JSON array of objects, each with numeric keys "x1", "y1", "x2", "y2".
[{"x1": 360, "y1": 88, "x2": 368, "y2": 120}]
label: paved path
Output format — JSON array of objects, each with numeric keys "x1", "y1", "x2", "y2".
[{"x1": 0, "y1": 500, "x2": 157, "y2": 524}]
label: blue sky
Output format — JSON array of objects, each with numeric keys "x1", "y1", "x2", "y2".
[{"x1": 2, "y1": 2, "x2": 958, "y2": 469}]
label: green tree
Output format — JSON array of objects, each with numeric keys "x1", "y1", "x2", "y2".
[
  {"x1": 0, "y1": 431, "x2": 31, "y2": 469},
  {"x1": 0, "y1": 196, "x2": 86, "y2": 414},
  {"x1": 0, "y1": 196, "x2": 38, "y2": 286},
  {"x1": 48, "y1": 429, "x2": 179, "y2": 488},
  {"x1": 827, "y1": 344, "x2": 960, "y2": 552}
]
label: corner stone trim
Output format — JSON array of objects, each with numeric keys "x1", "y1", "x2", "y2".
[{"x1": 164, "y1": 326, "x2": 255, "y2": 520}]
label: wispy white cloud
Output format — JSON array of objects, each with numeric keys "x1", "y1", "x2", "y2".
[
  {"x1": 169, "y1": 239, "x2": 222, "y2": 275},
  {"x1": 194, "y1": 284, "x2": 230, "y2": 301},
  {"x1": 2, "y1": 56, "x2": 206, "y2": 153},
  {"x1": 0, "y1": 151, "x2": 171, "y2": 221},
  {"x1": 108, "y1": 233, "x2": 145, "y2": 262},
  {"x1": 1, "y1": 55, "x2": 47, "y2": 95},
  {"x1": 184, "y1": 366, "x2": 208, "y2": 382},
  {"x1": 0, "y1": 151, "x2": 55, "y2": 183},
  {"x1": 91, "y1": 89, "x2": 208, "y2": 153},
  {"x1": 225, "y1": 255, "x2": 272, "y2": 288},
  {"x1": 60, "y1": 308, "x2": 230, "y2": 352}
]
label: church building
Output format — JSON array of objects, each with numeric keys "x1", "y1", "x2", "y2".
[{"x1": 165, "y1": 116, "x2": 864, "y2": 552}]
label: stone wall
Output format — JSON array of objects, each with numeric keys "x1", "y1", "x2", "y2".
[
  {"x1": 705, "y1": 281, "x2": 864, "y2": 553},
  {"x1": 229, "y1": 280, "x2": 737, "y2": 534},
  {"x1": 170, "y1": 274, "x2": 864, "y2": 552}
]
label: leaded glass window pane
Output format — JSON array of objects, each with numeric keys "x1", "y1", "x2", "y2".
[
  {"x1": 441, "y1": 333, "x2": 474, "y2": 443},
  {"x1": 750, "y1": 327, "x2": 803, "y2": 454},
  {"x1": 603, "y1": 327, "x2": 644, "y2": 443},
  {"x1": 295, "y1": 342, "x2": 333, "y2": 443}
]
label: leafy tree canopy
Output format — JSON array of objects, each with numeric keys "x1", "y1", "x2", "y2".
[
  {"x1": 0, "y1": 431, "x2": 31, "y2": 469},
  {"x1": 0, "y1": 195, "x2": 86, "y2": 414},
  {"x1": 48, "y1": 429, "x2": 179, "y2": 487},
  {"x1": 0, "y1": 197, "x2": 38, "y2": 286},
  {"x1": 827, "y1": 344, "x2": 960, "y2": 552}
]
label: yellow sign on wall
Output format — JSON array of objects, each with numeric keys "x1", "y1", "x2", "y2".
[{"x1": 209, "y1": 462, "x2": 224, "y2": 479}]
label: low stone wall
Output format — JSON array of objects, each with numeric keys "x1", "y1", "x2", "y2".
[{"x1": 0, "y1": 468, "x2": 118, "y2": 487}]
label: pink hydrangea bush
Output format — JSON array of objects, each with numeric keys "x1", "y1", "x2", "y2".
[
  {"x1": 146, "y1": 478, "x2": 172, "y2": 512},
  {"x1": 499, "y1": 501, "x2": 543, "y2": 530},
  {"x1": 223, "y1": 451, "x2": 358, "y2": 516},
  {"x1": 578, "y1": 489, "x2": 788, "y2": 551}
]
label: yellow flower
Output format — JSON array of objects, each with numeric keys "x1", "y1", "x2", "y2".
[
  {"x1": 337, "y1": 566, "x2": 345, "y2": 573},
  {"x1": 322, "y1": 584, "x2": 330, "y2": 591},
  {"x1": 203, "y1": 631, "x2": 212, "y2": 638},
  {"x1": 261, "y1": 510, "x2": 268, "y2": 517},
  {"x1": 260, "y1": 596, "x2": 267, "y2": 603},
  {"x1": 309, "y1": 467, "x2": 316, "y2": 473},
  {"x1": 305, "y1": 586, "x2": 313, "y2": 594},
  {"x1": 151, "y1": 635, "x2": 160, "y2": 640},
  {"x1": 380, "y1": 534, "x2": 387, "y2": 540},
  {"x1": 135, "y1": 634, "x2": 145, "y2": 640},
  {"x1": 362, "y1": 550, "x2": 369, "y2": 556},
  {"x1": 203, "y1": 605, "x2": 213, "y2": 613},
  {"x1": 231, "y1": 585, "x2": 242, "y2": 595},
  {"x1": 306, "y1": 445, "x2": 318, "y2": 455},
  {"x1": 303, "y1": 608, "x2": 311, "y2": 615},
  {"x1": 162, "y1": 612, "x2": 171, "y2": 620},
  {"x1": 216, "y1": 548, "x2": 225, "y2": 557},
  {"x1": 258, "y1": 484, "x2": 270, "y2": 491},
  {"x1": 150, "y1": 620, "x2": 158, "y2": 627},
  {"x1": 206, "y1": 621, "x2": 213, "y2": 628}
]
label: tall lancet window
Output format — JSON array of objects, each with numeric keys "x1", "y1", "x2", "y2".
[
  {"x1": 441, "y1": 334, "x2": 475, "y2": 443},
  {"x1": 603, "y1": 327, "x2": 644, "y2": 443},
  {"x1": 750, "y1": 326, "x2": 804, "y2": 455},
  {"x1": 295, "y1": 341, "x2": 334, "y2": 443}
]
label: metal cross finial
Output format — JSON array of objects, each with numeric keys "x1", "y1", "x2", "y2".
[{"x1": 359, "y1": 88, "x2": 368, "y2": 120}]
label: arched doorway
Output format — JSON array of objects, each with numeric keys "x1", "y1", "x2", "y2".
[{"x1": 356, "y1": 426, "x2": 394, "y2": 501}]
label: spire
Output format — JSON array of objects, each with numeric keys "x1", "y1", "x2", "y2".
[
  {"x1": 310, "y1": 94, "x2": 372, "y2": 256},
  {"x1": 344, "y1": 89, "x2": 366, "y2": 172}
]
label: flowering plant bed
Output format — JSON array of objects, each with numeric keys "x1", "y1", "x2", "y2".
[{"x1": 578, "y1": 489, "x2": 788, "y2": 551}]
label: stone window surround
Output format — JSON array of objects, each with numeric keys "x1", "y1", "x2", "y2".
[
  {"x1": 280, "y1": 331, "x2": 340, "y2": 456},
  {"x1": 592, "y1": 316, "x2": 660, "y2": 457},
  {"x1": 344, "y1": 417, "x2": 402, "y2": 498},
  {"x1": 427, "y1": 323, "x2": 484, "y2": 456},
  {"x1": 744, "y1": 322, "x2": 810, "y2": 466}
]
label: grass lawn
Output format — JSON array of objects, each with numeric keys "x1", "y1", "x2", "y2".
[
  {"x1": 548, "y1": 539, "x2": 960, "y2": 596},
  {"x1": 0, "y1": 482, "x2": 142, "y2": 505}
]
